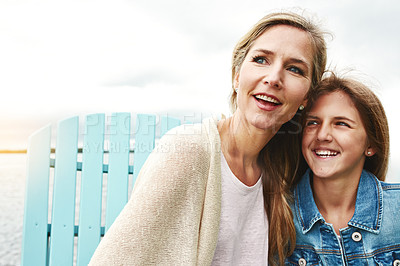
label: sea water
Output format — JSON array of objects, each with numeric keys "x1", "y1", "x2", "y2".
[{"x1": 0, "y1": 154, "x2": 26, "y2": 266}]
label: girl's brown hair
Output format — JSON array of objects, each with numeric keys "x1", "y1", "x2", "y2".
[
  {"x1": 231, "y1": 11, "x2": 328, "y2": 264},
  {"x1": 295, "y1": 73, "x2": 390, "y2": 184}
]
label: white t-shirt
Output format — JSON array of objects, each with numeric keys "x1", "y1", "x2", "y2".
[{"x1": 211, "y1": 152, "x2": 269, "y2": 266}]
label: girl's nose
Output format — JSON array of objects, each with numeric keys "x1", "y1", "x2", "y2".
[{"x1": 316, "y1": 124, "x2": 333, "y2": 142}]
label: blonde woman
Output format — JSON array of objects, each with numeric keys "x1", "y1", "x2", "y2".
[{"x1": 90, "y1": 12, "x2": 327, "y2": 265}]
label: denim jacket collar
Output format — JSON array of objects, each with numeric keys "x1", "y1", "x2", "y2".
[{"x1": 294, "y1": 169, "x2": 383, "y2": 234}]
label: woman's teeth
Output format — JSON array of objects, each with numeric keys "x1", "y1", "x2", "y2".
[
  {"x1": 255, "y1": 95, "x2": 280, "y2": 104},
  {"x1": 315, "y1": 150, "x2": 338, "y2": 157}
]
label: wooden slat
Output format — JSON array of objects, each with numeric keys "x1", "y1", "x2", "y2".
[
  {"x1": 132, "y1": 114, "x2": 156, "y2": 186},
  {"x1": 21, "y1": 125, "x2": 52, "y2": 266},
  {"x1": 76, "y1": 114, "x2": 105, "y2": 266},
  {"x1": 105, "y1": 113, "x2": 131, "y2": 231},
  {"x1": 160, "y1": 115, "x2": 181, "y2": 137},
  {"x1": 48, "y1": 117, "x2": 79, "y2": 265},
  {"x1": 21, "y1": 112, "x2": 182, "y2": 266}
]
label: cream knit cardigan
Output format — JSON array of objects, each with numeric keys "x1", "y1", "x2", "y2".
[{"x1": 89, "y1": 118, "x2": 222, "y2": 265}]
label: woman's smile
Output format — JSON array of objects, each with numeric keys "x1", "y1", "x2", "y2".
[{"x1": 253, "y1": 93, "x2": 282, "y2": 111}]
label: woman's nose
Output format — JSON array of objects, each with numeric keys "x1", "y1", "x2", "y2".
[{"x1": 262, "y1": 64, "x2": 282, "y2": 89}]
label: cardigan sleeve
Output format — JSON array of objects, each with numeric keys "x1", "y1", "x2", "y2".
[{"x1": 89, "y1": 121, "x2": 220, "y2": 265}]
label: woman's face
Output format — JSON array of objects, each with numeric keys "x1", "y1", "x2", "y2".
[
  {"x1": 302, "y1": 91, "x2": 371, "y2": 181},
  {"x1": 235, "y1": 24, "x2": 313, "y2": 132}
]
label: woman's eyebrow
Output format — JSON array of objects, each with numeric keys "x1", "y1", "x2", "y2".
[
  {"x1": 252, "y1": 48, "x2": 310, "y2": 72},
  {"x1": 252, "y1": 48, "x2": 274, "y2": 55},
  {"x1": 287, "y1": 58, "x2": 310, "y2": 70}
]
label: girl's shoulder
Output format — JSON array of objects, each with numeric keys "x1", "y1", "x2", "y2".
[
  {"x1": 365, "y1": 171, "x2": 400, "y2": 193},
  {"x1": 379, "y1": 180, "x2": 400, "y2": 205},
  {"x1": 380, "y1": 181, "x2": 400, "y2": 191}
]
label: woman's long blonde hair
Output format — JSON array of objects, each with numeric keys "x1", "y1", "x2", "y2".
[{"x1": 230, "y1": 11, "x2": 327, "y2": 265}]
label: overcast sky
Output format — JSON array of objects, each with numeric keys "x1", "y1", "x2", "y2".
[{"x1": 1, "y1": 0, "x2": 399, "y2": 181}]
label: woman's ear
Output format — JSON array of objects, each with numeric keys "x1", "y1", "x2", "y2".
[
  {"x1": 301, "y1": 99, "x2": 308, "y2": 109},
  {"x1": 234, "y1": 71, "x2": 240, "y2": 90},
  {"x1": 365, "y1": 147, "x2": 376, "y2": 157},
  {"x1": 299, "y1": 99, "x2": 307, "y2": 111}
]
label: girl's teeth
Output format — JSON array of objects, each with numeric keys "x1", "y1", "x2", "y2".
[
  {"x1": 315, "y1": 150, "x2": 338, "y2": 157},
  {"x1": 255, "y1": 95, "x2": 280, "y2": 104}
]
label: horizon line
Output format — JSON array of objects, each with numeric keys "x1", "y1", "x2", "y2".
[{"x1": 0, "y1": 150, "x2": 27, "y2": 154}]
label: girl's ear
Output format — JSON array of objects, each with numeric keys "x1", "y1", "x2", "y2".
[{"x1": 365, "y1": 147, "x2": 376, "y2": 157}]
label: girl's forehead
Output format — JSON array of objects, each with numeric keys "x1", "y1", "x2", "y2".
[{"x1": 309, "y1": 91, "x2": 360, "y2": 118}]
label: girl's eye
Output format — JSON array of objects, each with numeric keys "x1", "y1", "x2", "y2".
[
  {"x1": 287, "y1": 66, "x2": 304, "y2": 75},
  {"x1": 337, "y1": 121, "x2": 350, "y2": 127},
  {"x1": 306, "y1": 120, "x2": 318, "y2": 127},
  {"x1": 252, "y1": 56, "x2": 267, "y2": 64}
]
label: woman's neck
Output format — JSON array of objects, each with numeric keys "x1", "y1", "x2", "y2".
[
  {"x1": 218, "y1": 114, "x2": 275, "y2": 186},
  {"x1": 312, "y1": 174, "x2": 360, "y2": 235}
]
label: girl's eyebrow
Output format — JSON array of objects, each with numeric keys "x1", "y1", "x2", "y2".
[
  {"x1": 305, "y1": 115, "x2": 319, "y2": 120},
  {"x1": 333, "y1": 116, "x2": 356, "y2": 124},
  {"x1": 306, "y1": 114, "x2": 356, "y2": 124}
]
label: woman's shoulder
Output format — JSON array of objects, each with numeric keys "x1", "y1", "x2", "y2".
[
  {"x1": 156, "y1": 117, "x2": 221, "y2": 156},
  {"x1": 134, "y1": 117, "x2": 222, "y2": 193}
]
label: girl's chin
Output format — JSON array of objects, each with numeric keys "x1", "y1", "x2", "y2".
[{"x1": 311, "y1": 169, "x2": 337, "y2": 180}]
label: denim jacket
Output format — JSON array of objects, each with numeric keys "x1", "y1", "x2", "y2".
[{"x1": 286, "y1": 169, "x2": 400, "y2": 265}]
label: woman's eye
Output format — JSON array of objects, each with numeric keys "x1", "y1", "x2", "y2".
[
  {"x1": 252, "y1": 56, "x2": 267, "y2": 64},
  {"x1": 287, "y1": 66, "x2": 304, "y2": 75}
]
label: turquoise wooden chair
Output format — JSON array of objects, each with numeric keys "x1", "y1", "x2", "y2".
[{"x1": 21, "y1": 113, "x2": 181, "y2": 266}]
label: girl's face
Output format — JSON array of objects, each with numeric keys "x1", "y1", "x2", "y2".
[
  {"x1": 234, "y1": 24, "x2": 313, "y2": 132},
  {"x1": 302, "y1": 91, "x2": 373, "y2": 181}
]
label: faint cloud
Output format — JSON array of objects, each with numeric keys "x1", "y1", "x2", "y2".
[{"x1": 104, "y1": 70, "x2": 182, "y2": 88}]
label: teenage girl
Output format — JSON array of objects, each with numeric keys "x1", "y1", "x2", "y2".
[{"x1": 287, "y1": 74, "x2": 400, "y2": 265}]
